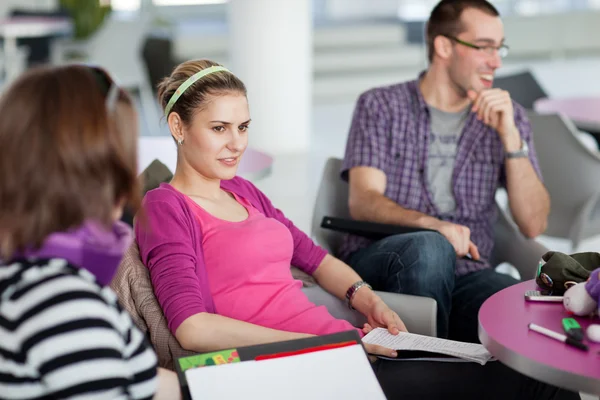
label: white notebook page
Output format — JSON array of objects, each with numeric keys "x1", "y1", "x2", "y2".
[
  {"x1": 362, "y1": 328, "x2": 495, "y2": 365},
  {"x1": 185, "y1": 344, "x2": 386, "y2": 399}
]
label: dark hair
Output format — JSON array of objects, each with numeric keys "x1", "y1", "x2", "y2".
[
  {"x1": 157, "y1": 59, "x2": 247, "y2": 125},
  {"x1": 426, "y1": 0, "x2": 500, "y2": 62},
  {"x1": 0, "y1": 65, "x2": 139, "y2": 258}
]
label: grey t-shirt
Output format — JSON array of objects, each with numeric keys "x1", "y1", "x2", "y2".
[{"x1": 427, "y1": 105, "x2": 470, "y2": 215}]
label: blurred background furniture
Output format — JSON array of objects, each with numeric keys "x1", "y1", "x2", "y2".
[
  {"x1": 534, "y1": 96, "x2": 600, "y2": 144},
  {"x1": 0, "y1": 15, "x2": 71, "y2": 83},
  {"x1": 311, "y1": 158, "x2": 548, "y2": 282},
  {"x1": 137, "y1": 137, "x2": 274, "y2": 182},
  {"x1": 493, "y1": 70, "x2": 548, "y2": 110},
  {"x1": 528, "y1": 111, "x2": 600, "y2": 251},
  {"x1": 142, "y1": 33, "x2": 178, "y2": 94},
  {"x1": 51, "y1": 14, "x2": 159, "y2": 136},
  {"x1": 7, "y1": 8, "x2": 71, "y2": 66}
]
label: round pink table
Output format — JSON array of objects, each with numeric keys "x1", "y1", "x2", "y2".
[
  {"x1": 479, "y1": 280, "x2": 600, "y2": 395},
  {"x1": 534, "y1": 97, "x2": 600, "y2": 134}
]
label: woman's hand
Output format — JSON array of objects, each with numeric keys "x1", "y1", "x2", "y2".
[
  {"x1": 363, "y1": 341, "x2": 398, "y2": 359},
  {"x1": 363, "y1": 298, "x2": 408, "y2": 335},
  {"x1": 362, "y1": 331, "x2": 398, "y2": 363}
]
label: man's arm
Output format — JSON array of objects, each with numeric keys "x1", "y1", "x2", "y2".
[
  {"x1": 469, "y1": 89, "x2": 549, "y2": 238},
  {"x1": 502, "y1": 130, "x2": 549, "y2": 238},
  {"x1": 348, "y1": 166, "x2": 479, "y2": 259},
  {"x1": 348, "y1": 166, "x2": 438, "y2": 228}
]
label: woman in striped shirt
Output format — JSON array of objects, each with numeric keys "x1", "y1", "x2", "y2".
[{"x1": 0, "y1": 65, "x2": 179, "y2": 399}]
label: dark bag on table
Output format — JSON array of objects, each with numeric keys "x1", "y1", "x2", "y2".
[{"x1": 535, "y1": 251, "x2": 600, "y2": 295}]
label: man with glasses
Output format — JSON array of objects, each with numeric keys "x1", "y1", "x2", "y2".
[{"x1": 340, "y1": 0, "x2": 549, "y2": 343}]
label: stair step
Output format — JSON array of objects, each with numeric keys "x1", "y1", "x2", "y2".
[
  {"x1": 314, "y1": 45, "x2": 424, "y2": 74},
  {"x1": 172, "y1": 20, "x2": 407, "y2": 59}
]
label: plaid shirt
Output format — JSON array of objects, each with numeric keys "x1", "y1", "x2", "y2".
[{"x1": 340, "y1": 77, "x2": 542, "y2": 276}]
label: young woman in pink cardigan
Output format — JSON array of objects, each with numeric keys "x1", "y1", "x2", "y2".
[{"x1": 135, "y1": 59, "x2": 577, "y2": 400}]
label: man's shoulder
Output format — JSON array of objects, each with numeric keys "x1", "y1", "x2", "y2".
[{"x1": 358, "y1": 79, "x2": 420, "y2": 108}]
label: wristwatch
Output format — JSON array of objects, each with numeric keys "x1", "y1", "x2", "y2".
[
  {"x1": 346, "y1": 280, "x2": 372, "y2": 310},
  {"x1": 505, "y1": 140, "x2": 529, "y2": 159}
]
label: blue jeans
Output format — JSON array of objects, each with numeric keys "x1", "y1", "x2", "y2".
[{"x1": 346, "y1": 231, "x2": 520, "y2": 342}]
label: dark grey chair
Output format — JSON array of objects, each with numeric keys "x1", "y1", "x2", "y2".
[
  {"x1": 494, "y1": 70, "x2": 548, "y2": 110},
  {"x1": 312, "y1": 158, "x2": 548, "y2": 283},
  {"x1": 528, "y1": 111, "x2": 600, "y2": 250}
]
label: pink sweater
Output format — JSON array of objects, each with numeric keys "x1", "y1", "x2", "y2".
[
  {"x1": 135, "y1": 178, "x2": 352, "y2": 335},
  {"x1": 186, "y1": 192, "x2": 355, "y2": 335}
]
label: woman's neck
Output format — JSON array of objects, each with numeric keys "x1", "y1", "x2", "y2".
[{"x1": 170, "y1": 160, "x2": 222, "y2": 201}]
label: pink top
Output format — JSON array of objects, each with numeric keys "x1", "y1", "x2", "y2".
[
  {"x1": 185, "y1": 193, "x2": 356, "y2": 336},
  {"x1": 479, "y1": 280, "x2": 600, "y2": 393},
  {"x1": 136, "y1": 178, "x2": 332, "y2": 335}
]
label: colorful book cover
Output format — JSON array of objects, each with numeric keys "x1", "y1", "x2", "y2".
[{"x1": 178, "y1": 349, "x2": 241, "y2": 372}]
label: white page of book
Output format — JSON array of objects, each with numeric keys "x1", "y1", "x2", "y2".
[
  {"x1": 185, "y1": 344, "x2": 386, "y2": 400},
  {"x1": 362, "y1": 328, "x2": 495, "y2": 365}
]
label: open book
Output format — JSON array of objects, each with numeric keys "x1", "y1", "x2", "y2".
[{"x1": 362, "y1": 328, "x2": 496, "y2": 365}]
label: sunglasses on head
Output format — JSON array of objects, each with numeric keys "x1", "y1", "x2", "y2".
[{"x1": 86, "y1": 65, "x2": 123, "y2": 112}]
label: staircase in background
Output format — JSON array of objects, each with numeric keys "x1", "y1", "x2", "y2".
[{"x1": 164, "y1": 10, "x2": 600, "y2": 103}]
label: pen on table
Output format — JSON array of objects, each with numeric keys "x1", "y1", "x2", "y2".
[{"x1": 528, "y1": 323, "x2": 589, "y2": 351}]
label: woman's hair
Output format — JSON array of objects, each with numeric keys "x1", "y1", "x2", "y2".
[
  {"x1": 0, "y1": 65, "x2": 139, "y2": 258},
  {"x1": 157, "y1": 59, "x2": 247, "y2": 125}
]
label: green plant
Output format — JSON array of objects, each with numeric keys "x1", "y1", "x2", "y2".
[{"x1": 59, "y1": 0, "x2": 112, "y2": 40}]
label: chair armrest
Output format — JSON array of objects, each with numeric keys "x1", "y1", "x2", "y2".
[
  {"x1": 321, "y1": 216, "x2": 430, "y2": 240},
  {"x1": 321, "y1": 216, "x2": 479, "y2": 264},
  {"x1": 492, "y1": 204, "x2": 548, "y2": 280},
  {"x1": 302, "y1": 285, "x2": 437, "y2": 337}
]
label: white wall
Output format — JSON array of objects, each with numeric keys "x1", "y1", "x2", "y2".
[{"x1": 0, "y1": 0, "x2": 58, "y2": 18}]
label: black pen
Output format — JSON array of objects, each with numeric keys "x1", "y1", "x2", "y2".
[{"x1": 528, "y1": 323, "x2": 588, "y2": 351}]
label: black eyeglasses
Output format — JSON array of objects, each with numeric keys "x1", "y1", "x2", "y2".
[
  {"x1": 444, "y1": 35, "x2": 509, "y2": 58},
  {"x1": 86, "y1": 65, "x2": 125, "y2": 112}
]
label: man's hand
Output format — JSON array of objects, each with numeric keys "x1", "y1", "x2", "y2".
[
  {"x1": 468, "y1": 89, "x2": 520, "y2": 151},
  {"x1": 433, "y1": 220, "x2": 480, "y2": 260}
]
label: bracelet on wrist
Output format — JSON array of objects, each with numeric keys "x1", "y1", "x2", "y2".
[{"x1": 345, "y1": 280, "x2": 372, "y2": 310}]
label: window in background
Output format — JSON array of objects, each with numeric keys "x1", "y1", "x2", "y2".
[
  {"x1": 152, "y1": 0, "x2": 227, "y2": 5},
  {"x1": 110, "y1": 0, "x2": 226, "y2": 11},
  {"x1": 110, "y1": 0, "x2": 141, "y2": 11},
  {"x1": 397, "y1": 0, "x2": 437, "y2": 21}
]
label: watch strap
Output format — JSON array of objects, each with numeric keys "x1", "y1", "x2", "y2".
[
  {"x1": 505, "y1": 139, "x2": 528, "y2": 159},
  {"x1": 345, "y1": 281, "x2": 372, "y2": 310}
]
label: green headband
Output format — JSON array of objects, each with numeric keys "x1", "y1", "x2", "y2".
[{"x1": 164, "y1": 65, "x2": 230, "y2": 117}]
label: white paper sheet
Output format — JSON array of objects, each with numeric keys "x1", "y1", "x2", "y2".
[
  {"x1": 362, "y1": 328, "x2": 495, "y2": 365},
  {"x1": 185, "y1": 344, "x2": 386, "y2": 399}
]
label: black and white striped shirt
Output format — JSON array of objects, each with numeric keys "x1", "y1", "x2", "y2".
[{"x1": 0, "y1": 258, "x2": 158, "y2": 399}]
